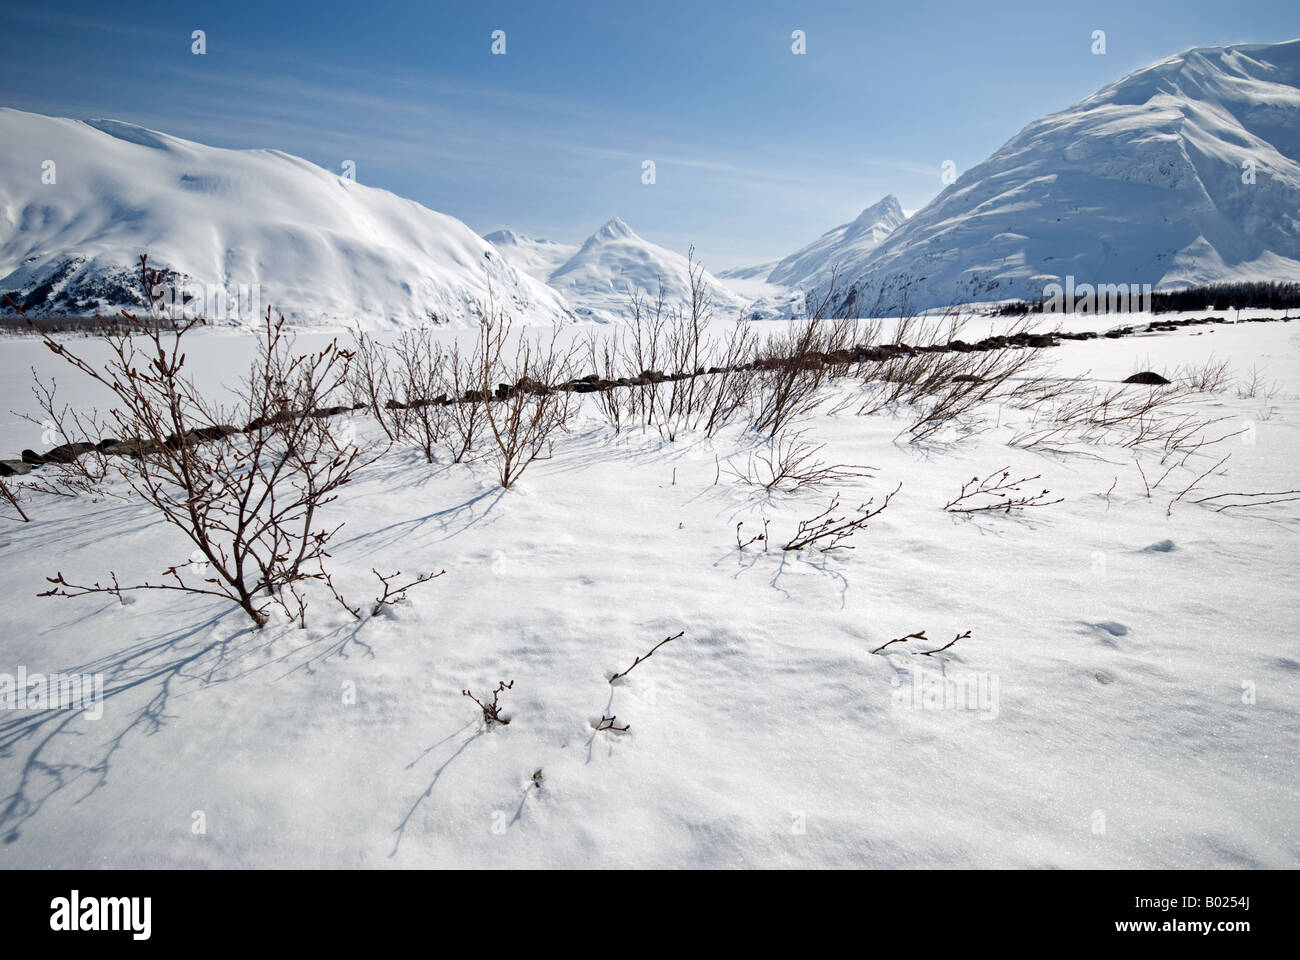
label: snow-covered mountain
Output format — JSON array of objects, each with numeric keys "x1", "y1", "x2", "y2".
[
  {"x1": 0, "y1": 108, "x2": 573, "y2": 327},
  {"x1": 482, "y1": 230, "x2": 578, "y2": 284},
  {"x1": 823, "y1": 39, "x2": 1300, "y2": 315},
  {"x1": 766, "y1": 195, "x2": 906, "y2": 290},
  {"x1": 716, "y1": 261, "x2": 778, "y2": 281},
  {"x1": 544, "y1": 217, "x2": 748, "y2": 322}
]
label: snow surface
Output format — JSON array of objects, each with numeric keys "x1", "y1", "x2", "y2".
[
  {"x1": 0, "y1": 108, "x2": 573, "y2": 328},
  {"x1": 0, "y1": 315, "x2": 1297, "y2": 867},
  {"x1": 823, "y1": 39, "x2": 1300, "y2": 315}
]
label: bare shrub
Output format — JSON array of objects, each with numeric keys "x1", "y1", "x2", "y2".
[
  {"x1": 368, "y1": 567, "x2": 445, "y2": 616},
  {"x1": 347, "y1": 327, "x2": 405, "y2": 442},
  {"x1": 904, "y1": 347, "x2": 1044, "y2": 443},
  {"x1": 440, "y1": 337, "x2": 488, "y2": 463},
  {"x1": 1165, "y1": 453, "x2": 1232, "y2": 516},
  {"x1": 729, "y1": 429, "x2": 874, "y2": 492},
  {"x1": 750, "y1": 316, "x2": 838, "y2": 437},
  {"x1": 479, "y1": 308, "x2": 578, "y2": 489},
  {"x1": 870, "y1": 630, "x2": 927, "y2": 654},
  {"x1": 1008, "y1": 382, "x2": 1240, "y2": 457},
  {"x1": 609, "y1": 253, "x2": 758, "y2": 440},
  {"x1": 850, "y1": 313, "x2": 1047, "y2": 442},
  {"x1": 20, "y1": 257, "x2": 370, "y2": 628},
  {"x1": 585, "y1": 325, "x2": 625, "y2": 433},
  {"x1": 915, "y1": 631, "x2": 972, "y2": 657},
  {"x1": 701, "y1": 321, "x2": 759, "y2": 437},
  {"x1": 1003, "y1": 372, "x2": 1092, "y2": 410},
  {"x1": 944, "y1": 468, "x2": 1063, "y2": 514},
  {"x1": 651, "y1": 251, "x2": 714, "y2": 441},
  {"x1": 1174, "y1": 355, "x2": 1233, "y2": 392},
  {"x1": 855, "y1": 312, "x2": 969, "y2": 415},
  {"x1": 782, "y1": 483, "x2": 901, "y2": 552},
  {"x1": 735, "y1": 518, "x2": 770, "y2": 550},
  {"x1": 1234, "y1": 364, "x2": 1282, "y2": 402},
  {"x1": 463, "y1": 680, "x2": 514, "y2": 725},
  {"x1": 13, "y1": 375, "x2": 125, "y2": 505},
  {"x1": 619, "y1": 285, "x2": 668, "y2": 433},
  {"x1": 390, "y1": 327, "x2": 447, "y2": 463}
]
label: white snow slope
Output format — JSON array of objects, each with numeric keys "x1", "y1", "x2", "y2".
[
  {"x1": 0, "y1": 314, "x2": 1297, "y2": 868},
  {"x1": 544, "y1": 217, "x2": 750, "y2": 323},
  {"x1": 824, "y1": 39, "x2": 1300, "y2": 315},
  {"x1": 766, "y1": 195, "x2": 907, "y2": 290},
  {"x1": 482, "y1": 230, "x2": 579, "y2": 284},
  {"x1": 0, "y1": 108, "x2": 573, "y2": 328}
]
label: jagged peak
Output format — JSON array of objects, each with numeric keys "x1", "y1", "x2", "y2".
[
  {"x1": 591, "y1": 217, "x2": 635, "y2": 241},
  {"x1": 853, "y1": 195, "x2": 905, "y2": 227}
]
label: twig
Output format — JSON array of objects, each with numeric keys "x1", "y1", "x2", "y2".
[
  {"x1": 735, "y1": 519, "x2": 769, "y2": 550},
  {"x1": 918, "y1": 630, "x2": 971, "y2": 657},
  {"x1": 0, "y1": 478, "x2": 30, "y2": 522},
  {"x1": 370, "y1": 567, "x2": 445, "y2": 616},
  {"x1": 1166, "y1": 454, "x2": 1231, "y2": 516},
  {"x1": 1193, "y1": 489, "x2": 1300, "y2": 512},
  {"x1": 944, "y1": 468, "x2": 1062, "y2": 514},
  {"x1": 870, "y1": 631, "x2": 925, "y2": 655},
  {"x1": 462, "y1": 680, "x2": 514, "y2": 725},
  {"x1": 610, "y1": 631, "x2": 684, "y2": 683},
  {"x1": 783, "y1": 483, "x2": 901, "y2": 552}
]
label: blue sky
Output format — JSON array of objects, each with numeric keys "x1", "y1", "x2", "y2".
[{"x1": 2, "y1": 1, "x2": 1296, "y2": 269}]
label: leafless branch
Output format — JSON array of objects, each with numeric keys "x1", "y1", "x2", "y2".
[{"x1": 610, "y1": 630, "x2": 684, "y2": 683}]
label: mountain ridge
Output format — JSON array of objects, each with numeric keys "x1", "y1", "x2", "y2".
[
  {"x1": 0, "y1": 107, "x2": 573, "y2": 328},
  {"x1": 818, "y1": 38, "x2": 1300, "y2": 315}
]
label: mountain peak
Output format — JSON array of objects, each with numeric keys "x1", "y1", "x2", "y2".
[
  {"x1": 765, "y1": 194, "x2": 906, "y2": 288},
  {"x1": 818, "y1": 38, "x2": 1300, "y2": 315},
  {"x1": 548, "y1": 219, "x2": 748, "y2": 321},
  {"x1": 592, "y1": 217, "x2": 635, "y2": 241},
  {"x1": 854, "y1": 195, "x2": 904, "y2": 226}
]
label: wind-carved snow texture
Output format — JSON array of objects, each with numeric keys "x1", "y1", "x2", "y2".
[
  {"x1": 0, "y1": 108, "x2": 575, "y2": 328},
  {"x1": 814, "y1": 39, "x2": 1300, "y2": 316}
]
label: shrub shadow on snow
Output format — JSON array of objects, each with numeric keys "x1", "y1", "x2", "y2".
[
  {"x1": 333, "y1": 486, "x2": 506, "y2": 557},
  {"x1": 0, "y1": 591, "x2": 404, "y2": 849},
  {"x1": 0, "y1": 607, "x2": 253, "y2": 846},
  {"x1": 390, "y1": 719, "x2": 483, "y2": 858}
]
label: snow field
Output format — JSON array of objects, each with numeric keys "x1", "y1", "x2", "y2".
[{"x1": 0, "y1": 317, "x2": 1296, "y2": 867}]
